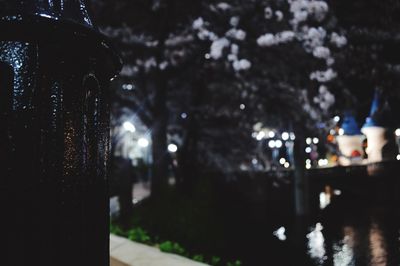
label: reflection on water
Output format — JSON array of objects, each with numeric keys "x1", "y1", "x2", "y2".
[
  {"x1": 319, "y1": 186, "x2": 343, "y2": 210},
  {"x1": 333, "y1": 226, "x2": 355, "y2": 266},
  {"x1": 369, "y1": 222, "x2": 387, "y2": 266},
  {"x1": 273, "y1": 226, "x2": 287, "y2": 241},
  {"x1": 305, "y1": 206, "x2": 399, "y2": 266},
  {"x1": 307, "y1": 223, "x2": 327, "y2": 265},
  {"x1": 319, "y1": 192, "x2": 331, "y2": 210}
]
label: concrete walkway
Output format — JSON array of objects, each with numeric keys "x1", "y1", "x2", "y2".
[{"x1": 110, "y1": 234, "x2": 209, "y2": 266}]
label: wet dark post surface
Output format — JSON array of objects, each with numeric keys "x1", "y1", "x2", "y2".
[{"x1": 0, "y1": 1, "x2": 121, "y2": 265}]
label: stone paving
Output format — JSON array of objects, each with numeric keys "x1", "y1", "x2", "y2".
[{"x1": 110, "y1": 234, "x2": 209, "y2": 266}]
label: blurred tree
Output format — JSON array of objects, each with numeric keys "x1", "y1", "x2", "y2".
[
  {"x1": 186, "y1": 0, "x2": 347, "y2": 215},
  {"x1": 91, "y1": 0, "x2": 345, "y2": 206},
  {"x1": 90, "y1": 0, "x2": 400, "y2": 215},
  {"x1": 91, "y1": 0, "x2": 204, "y2": 195}
]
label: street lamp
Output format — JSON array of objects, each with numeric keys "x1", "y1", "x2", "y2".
[
  {"x1": 168, "y1": 143, "x2": 178, "y2": 153},
  {"x1": 282, "y1": 132, "x2": 289, "y2": 141},
  {"x1": 275, "y1": 140, "x2": 283, "y2": 148},
  {"x1": 268, "y1": 140, "x2": 276, "y2": 148},
  {"x1": 138, "y1": 138, "x2": 149, "y2": 148},
  {"x1": 123, "y1": 121, "x2": 136, "y2": 133},
  {"x1": 257, "y1": 131, "x2": 266, "y2": 141},
  {"x1": 268, "y1": 131, "x2": 275, "y2": 138},
  {"x1": 334, "y1": 116, "x2": 340, "y2": 122}
]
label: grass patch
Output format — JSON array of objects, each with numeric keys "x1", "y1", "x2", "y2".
[{"x1": 111, "y1": 218, "x2": 241, "y2": 266}]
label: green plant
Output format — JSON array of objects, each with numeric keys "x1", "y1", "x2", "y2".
[
  {"x1": 192, "y1": 254, "x2": 205, "y2": 263},
  {"x1": 159, "y1": 241, "x2": 186, "y2": 256},
  {"x1": 211, "y1": 256, "x2": 221, "y2": 265},
  {"x1": 127, "y1": 227, "x2": 152, "y2": 244},
  {"x1": 227, "y1": 260, "x2": 242, "y2": 266},
  {"x1": 110, "y1": 223, "x2": 125, "y2": 237},
  {"x1": 110, "y1": 221, "x2": 238, "y2": 265}
]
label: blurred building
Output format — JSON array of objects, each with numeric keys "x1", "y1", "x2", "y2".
[
  {"x1": 361, "y1": 90, "x2": 397, "y2": 163},
  {"x1": 336, "y1": 112, "x2": 365, "y2": 166}
]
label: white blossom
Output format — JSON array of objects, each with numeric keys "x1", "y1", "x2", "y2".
[
  {"x1": 195, "y1": 0, "x2": 345, "y2": 106},
  {"x1": 276, "y1": 31, "x2": 296, "y2": 43},
  {"x1": 228, "y1": 54, "x2": 238, "y2": 61},
  {"x1": 319, "y1": 84, "x2": 328, "y2": 94},
  {"x1": 230, "y1": 16, "x2": 240, "y2": 27},
  {"x1": 197, "y1": 30, "x2": 208, "y2": 40},
  {"x1": 319, "y1": 101, "x2": 327, "y2": 111},
  {"x1": 308, "y1": 1, "x2": 329, "y2": 21},
  {"x1": 144, "y1": 57, "x2": 157, "y2": 70},
  {"x1": 197, "y1": 29, "x2": 218, "y2": 41},
  {"x1": 257, "y1": 31, "x2": 295, "y2": 46},
  {"x1": 323, "y1": 92, "x2": 335, "y2": 108},
  {"x1": 330, "y1": 32, "x2": 347, "y2": 47},
  {"x1": 159, "y1": 61, "x2": 168, "y2": 70},
  {"x1": 312, "y1": 46, "x2": 330, "y2": 59},
  {"x1": 192, "y1": 17, "x2": 204, "y2": 30},
  {"x1": 294, "y1": 10, "x2": 308, "y2": 24},
  {"x1": 257, "y1": 33, "x2": 276, "y2": 47},
  {"x1": 165, "y1": 35, "x2": 194, "y2": 46},
  {"x1": 226, "y1": 28, "x2": 246, "y2": 40},
  {"x1": 313, "y1": 85, "x2": 335, "y2": 111},
  {"x1": 326, "y1": 57, "x2": 335, "y2": 66},
  {"x1": 210, "y1": 37, "x2": 230, "y2": 59},
  {"x1": 307, "y1": 27, "x2": 326, "y2": 44},
  {"x1": 217, "y1": 2, "x2": 231, "y2": 10},
  {"x1": 289, "y1": 0, "x2": 328, "y2": 25},
  {"x1": 228, "y1": 44, "x2": 239, "y2": 61},
  {"x1": 231, "y1": 43, "x2": 239, "y2": 55},
  {"x1": 120, "y1": 64, "x2": 139, "y2": 77},
  {"x1": 233, "y1": 59, "x2": 251, "y2": 71},
  {"x1": 302, "y1": 26, "x2": 327, "y2": 52},
  {"x1": 275, "y1": 10, "x2": 284, "y2": 21},
  {"x1": 265, "y1": 7, "x2": 273, "y2": 19},
  {"x1": 310, "y1": 68, "x2": 337, "y2": 82},
  {"x1": 289, "y1": 0, "x2": 309, "y2": 24},
  {"x1": 303, "y1": 102, "x2": 319, "y2": 120}
]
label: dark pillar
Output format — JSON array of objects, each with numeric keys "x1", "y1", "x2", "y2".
[
  {"x1": 0, "y1": 1, "x2": 121, "y2": 265},
  {"x1": 293, "y1": 128, "x2": 310, "y2": 217}
]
